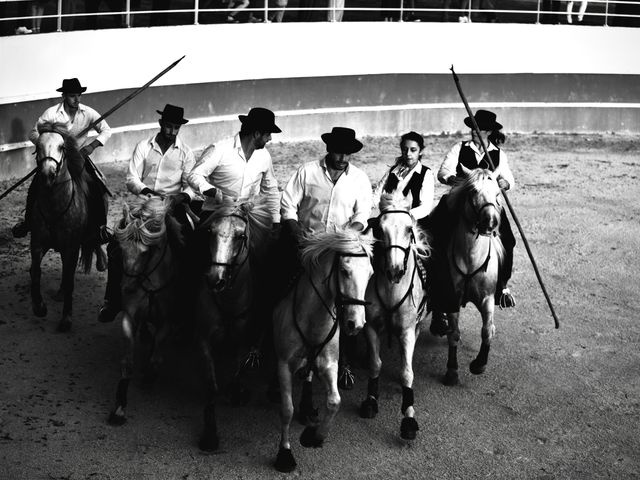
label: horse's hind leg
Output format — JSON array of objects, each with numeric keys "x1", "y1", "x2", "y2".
[
  {"x1": 108, "y1": 311, "x2": 133, "y2": 425},
  {"x1": 57, "y1": 248, "x2": 79, "y2": 332},
  {"x1": 300, "y1": 360, "x2": 340, "y2": 449},
  {"x1": 198, "y1": 338, "x2": 220, "y2": 451},
  {"x1": 470, "y1": 300, "x2": 495, "y2": 375},
  {"x1": 444, "y1": 312, "x2": 461, "y2": 386},
  {"x1": 399, "y1": 325, "x2": 419, "y2": 440},
  {"x1": 30, "y1": 245, "x2": 47, "y2": 317},
  {"x1": 360, "y1": 324, "x2": 381, "y2": 419},
  {"x1": 274, "y1": 360, "x2": 297, "y2": 472}
]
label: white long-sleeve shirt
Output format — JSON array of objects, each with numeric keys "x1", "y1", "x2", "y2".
[
  {"x1": 28, "y1": 102, "x2": 111, "y2": 149},
  {"x1": 372, "y1": 161, "x2": 435, "y2": 220},
  {"x1": 438, "y1": 141, "x2": 515, "y2": 190},
  {"x1": 281, "y1": 158, "x2": 373, "y2": 234},
  {"x1": 188, "y1": 134, "x2": 281, "y2": 221},
  {"x1": 126, "y1": 135, "x2": 196, "y2": 198}
]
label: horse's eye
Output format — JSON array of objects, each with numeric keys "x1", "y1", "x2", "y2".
[{"x1": 340, "y1": 268, "x2": 350, "y2": 278}]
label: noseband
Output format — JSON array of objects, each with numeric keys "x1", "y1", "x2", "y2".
[
  {"x1": 334, "y1": 251, "x2": 372, "y2": 311},
  {"x1": 378, "y1": 209, "x2": 414, "y2": 272},
  {"x1": 465, "y1": 196, "x2": 500, "y2": 237}
]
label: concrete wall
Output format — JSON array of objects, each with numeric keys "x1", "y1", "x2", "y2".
[{"x1": 1, "y1": 22, "x2": 640, "y2": 179}]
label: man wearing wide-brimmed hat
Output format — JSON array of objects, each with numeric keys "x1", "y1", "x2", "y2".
[
  {"x1": 98, "y1": 104, "x2": 197, "y2": 324},
  {"x1": 281, "y1": 126, "x2": 372, "y2": 237},
  {"x1": 14, "y1": 78, "x2": 112, "y2": 243},
  {"x1": 188, "y1": 106, "x2": 282, "y2": 222},
  {"x1": 279, "y1": 126, "x2": 372, "y2": 391}
]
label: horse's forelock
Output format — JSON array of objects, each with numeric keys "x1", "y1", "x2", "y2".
[
  {"x1": 301, "y1": 229, "x2": 374, "y2": 270},
  {"x1": 379, "y1": 190, "x2": 412, "y2": 213},
  {"x1": 449, "y1": 168, "x2": 498, "y2": 211},
  {"x1": 116, "y1": 197, "x2": 167, "y2": 246}
]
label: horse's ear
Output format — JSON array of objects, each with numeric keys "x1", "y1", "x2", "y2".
[
  {"x1": 404, "y1": 191, "x2": 413, "y2": 210},
  {"x1": 459, "y1": 163, "x2": 473, "y2": 177}
]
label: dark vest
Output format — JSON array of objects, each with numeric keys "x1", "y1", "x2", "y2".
[
  {"x1": 383, "y1": 164, "x2": 429, "y2": 209},
  {"x1": 457, "y1": 142, "x2": 500, "y2": 177}
]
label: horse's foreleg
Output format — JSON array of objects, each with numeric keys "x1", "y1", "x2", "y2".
[
  {"x1": 444, "y1": 312, "x2": 461, "y2": 386},
  {"x1": 360, "y1": 324, "x2": 381, "y2": 419},
  {"x1": 198, "y1": 338, "x2": 220, "y2": 451},
  {"x1": 300, "y1": 360, "x2": 339, "y2": 449},
  {"x1": 399, "y1": 325, "x2": 419, "y2": 440},
  {"x1": 108, "y1": 311, "x2": 133, "y2": 426},
  {"x1": 57, "y1": 248, "x2": 79, "y2": 332},
  {"x1": 298, "y1": 370, "x2": 318, "y2": 425},
  {"x1": 274, "y1": 359, "x2": 297, "y2": 472},
  {"x1": 144, "y1": 318, "x2": 170, "y2": 385},
  {"x1": 30, "y1": 245, "x2": 47, "y2": 317},
  {"x1": 470, "y1": 299, "x2": 495, "y2": 375}
]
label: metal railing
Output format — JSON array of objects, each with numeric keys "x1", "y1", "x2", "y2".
[{"x1": 2, "y1": 0, "x2": 640, "y2": 35}]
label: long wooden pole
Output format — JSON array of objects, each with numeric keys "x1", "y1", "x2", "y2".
[
  {"x1": 0, "y1": 55, "x2": 186, "y2": 202},
  {"x1": 450, "y1": 66, "x2": 560, "y2": 329}
]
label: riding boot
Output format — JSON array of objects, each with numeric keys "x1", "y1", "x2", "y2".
[
  {"x1": 495, "y1": 212, "x2": 516, "y2": 308},
  {"x1": 98, "y1": 239, "x2": 123, "y2": 323},
  {"x1": 12, "y1": 174, "x2": 39, "y2": 238}
]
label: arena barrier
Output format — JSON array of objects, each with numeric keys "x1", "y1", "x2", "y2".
[{"x1": 1, "y1": 21, "x2": 640, "y2": 179}]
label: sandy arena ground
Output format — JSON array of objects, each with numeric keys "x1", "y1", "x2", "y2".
[{"x1": 0, "y1": 133, "x2": 639, "y2": 479}]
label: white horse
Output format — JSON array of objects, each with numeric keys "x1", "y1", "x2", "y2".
[
  {"x1": 360, "y1": 190, "x2": 430, "y2": 440},
  {"x1": 273, "y1": 228, "x2": 374, "y2": 473}
]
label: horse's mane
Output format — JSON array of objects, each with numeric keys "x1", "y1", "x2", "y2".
[
  {"x1": 115, "y1": 197, "x2": 167, "y2": 246},
  {"x1": 448, "y1": 169, "x2": 499, "y2": 213},
  {"x1": 198, "y1": 196, "x2": 273, "y2": 255},
  {"x1": 37, "y1": 122, "x2": 87, "y2": 183},
  {"x1": 379, "y1": 190, "x2": 431, "y2": 260},
  {"x1": 300, "y1": 228, "x2": 374, "y2": 271}
]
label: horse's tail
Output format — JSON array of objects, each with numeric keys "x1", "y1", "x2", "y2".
[{"x1": 79, "y1": 241, "x2": 94, "y2": 274}]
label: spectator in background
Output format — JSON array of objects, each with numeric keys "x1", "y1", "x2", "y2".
[
  {"x1": 268, "y1": 0, "x2": 288, "y2": 22},
  {"x1": 328, "y1": 0, "x2": 344, "y2": 21},
  {"x1": 566, "y1": 0, "x2": 588, "y2": 23},
  {"x1": 31, "y1": 0, "x2": 51, "y2": 33},
  {"x1": 225, "y1": 0, "x2": 250, "y2": 22}
]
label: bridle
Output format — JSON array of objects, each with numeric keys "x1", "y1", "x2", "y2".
[
  {"x1": 206, "y1": 213, "x2": 249, "y2": 285},
  {"x1": 378, "y1": 209, "x2": 415, "y2": 273},
  {"x1": 292, "y1": 250, "x2": 371, "y2": 373},
  {"x1": 122, "y1": 236, "x2": 172, "y2": 294},
  {"x1": 464, "y1": 195, "x2": 500, "y2": 237},
  {"x1": 36, "y1": 131, "x2": 66, "y2": 177}
]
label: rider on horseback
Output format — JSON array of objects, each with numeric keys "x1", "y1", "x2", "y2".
[
  {"x1": 424, "y1": 109, "x2": 517, "y2": 336},
  {"x1": 98, "y1": 104, "x2": 197, "y2": 323},
  {"x1": 13, "y1": 78, "x2": 112, "y2": 244}
]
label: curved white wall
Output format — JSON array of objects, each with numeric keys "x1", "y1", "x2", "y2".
[{"x1": 2, "y1": 22, "x2": 640, "y2": 104}]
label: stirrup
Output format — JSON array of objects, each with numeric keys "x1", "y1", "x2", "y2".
[
  {"x1": 98, "y1": 301, "x2": 119, "y2": 323},
  {"x1": 498, "y1": 288, "x2": 516, "y2": 309},
  {"x1": 338, "y1": 365, "x2": 355, "y2": 390}
]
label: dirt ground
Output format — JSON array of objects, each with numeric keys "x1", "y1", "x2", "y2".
[{"x1": 0, "y1": 133, "x2": 638, "y2": 480}]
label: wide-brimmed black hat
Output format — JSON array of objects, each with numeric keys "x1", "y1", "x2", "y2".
[
  {"x1": 321, "y1": 127, "x2": 363, "y2": 154},
  {"x1": 239, "y1": 107, "x2": 281, "y2": 133},
  {"x1": 56, "y1": 78, "x2": 87, "y2": 94},
  {"x1": 156, "y1": 104, "x2": 189, "y2": 125},
  {"x1": 464, "y1": 109, "x2": 502, "y2": 131}
]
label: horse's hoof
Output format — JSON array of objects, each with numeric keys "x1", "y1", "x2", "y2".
[
  {"x1": 32, "y1": 302, "x2": 47, "y2": 318},
  {"x1": 359, "y1": 397, "x2": 378, "y2": 419},
  {"x1": 229, "y1": 384, "x2": 251, "y2": 406},
  {"x1": 198, "y1": 431, "x2": 220, "y2": 452},
  {"x1": 300, "y1": 426, "x2": 323, "y2": 448},
  {"x1": 274, "y1": 447, "x2": 297, "y2": 473},
  {"x1": 469, "y1": 360, "x2": 487, "y2": 375},
  {"x1": 107, "y1": 410, "x2": 127, "y2": 426},
  {"x1": 338, "y1": 365, "x2": 355, "y2": 390},
  {"x1": 443, "y1": 370, "x2": 460, "y2": 386},
  {"x1": 400, "y1": 417, "x2": 419, "y2": 440},
  {"x1": 56, "y1": 319, "x2": 72, "y2": 333},
  {"x1": 297, "y1": 406, "x2": 319, "y2": 426}
]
